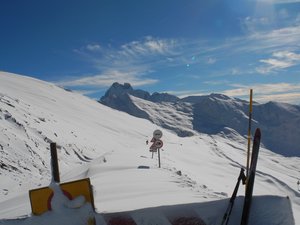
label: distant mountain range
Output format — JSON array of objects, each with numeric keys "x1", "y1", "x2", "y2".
[{"x1": 100, "y1": 82, "x2": 300, "y2": 157}]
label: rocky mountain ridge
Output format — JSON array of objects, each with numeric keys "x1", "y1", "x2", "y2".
[{"x1": 100, "y1": 82, "x2": 300, "y2": 156}]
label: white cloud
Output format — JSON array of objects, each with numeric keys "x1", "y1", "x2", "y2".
[
  {"x1": 62, "y1": 26, "x2": 300, "y2": 97},
  {"x1": 257, "y1": 58, "x2": 293, "y2": 73},
  {"x1": 230, "y1": 68, "x2": 241, "y2": 75},
  {"x1": 206, "y1": 57, "x2": 216, "y2": 64},
  {"x1": 221, "y1": 82, "x2": 300, "y2": 104},
  {"x1": 232, "y1": 25, "x2": 300, "y2": 57},
  {"x1": 164, "y1": 82, "x2": 300, "y2": 104},
  {"x1": 242, "y1": 16, "x2": 271, "y2": 32},
  {"x1": 82, "y1": 37, "x2": 177, "y2": 68},
  {"x1": 273, "y1": 51, "x2": 300, "y2": 60},
  {"x1": 255, "y1": 92, "x2": 300, "y2": 104},
  {"x1": 86, "y1": 44, "x2": 101, "y2": 51},
  {"x1": 257, "y1": 51, "x2": 300, "y2": 74},
  {"x1": 61, "y1": 37, "x2": 178, "y2": 90},
  {"x1": 252, "y1": 26, "x2": 300, "y2": 50},
  {"x1": 119, "y1": 37, "x2": 176, "y2": 58},
  {"x1": 55, "y1": 69, "x2": 158, "y2": 88},
  {"x1": 72, "y1": 26, "x2": 300, "y2": 81},
  {"x1": 167, "y1": 90, "x2": 208, "y2": 98}
]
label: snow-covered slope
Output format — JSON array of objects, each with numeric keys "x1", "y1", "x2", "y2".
[
  {"x1": 0, "y1": 72, "x2": 299, "y2": 225},
  {"x1": 130, "y1": 95, "x2": 195, "y2": 137}
]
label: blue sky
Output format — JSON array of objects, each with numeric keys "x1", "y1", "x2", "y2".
[{"x1": 1, "y1": 0, "x2": 300, "y2": 104}]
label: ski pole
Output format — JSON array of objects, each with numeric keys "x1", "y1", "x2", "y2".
[{"x1": 221, "y1": 168, "x2": 246, "y2": 225}]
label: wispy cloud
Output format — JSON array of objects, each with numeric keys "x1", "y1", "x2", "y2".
[
  {"x1": 88, "y1": 36, "x2": 178, "y2": 70},
  {"x1": 56, "y1": 69, "x2": 158, "y2": 88},
  {"x1": 120, "y1": 36, "x2": 176, "y2": 56},
  {"x1": 206, "y1": 57, "x2": 217, "y2": 64},
  {"x1": 228, "y1": 24, "x2": 300, "y2": 60},
  {"x1": 164, "y1": 24, "x2": 300, "y2": 77},
  {"x1": 274, "y1": 51, "x2": 300, "y2": 61},
  {"x1": 69, "y1": 24, "x2": 300, "y2": 88},
  {"x1": 59, "y1": 37, "x2": 177, "y2": 90},
  {"x1": 219, "y1": 24, "x2": 300, "y2": 75},
  {"x1": 242, "y1": 16, "x2": 272, "y2": 33},
  {"x1": 164, "y1": 82, "x2": 300, "y2": 104},
  {"x1": 257, "y1": 51, "x2": 300, "y2": 74},
  {"x1": 86, "y1": 44, "x2": 101, "y2": 52},
  {"x1": 167, "y1": 90, "x2": 209, "y2": 98},
  {"x1": 248, "y1": 26, "x2": 300, "y2": 53},
  {"x1": 222, "y1": 83, "x2": 300, "y2": 104},
  {"x1": 58, "y1": 20, "x2": 300, "y2": 100},
  {"x1": 255, "y1": 92, "x2": 300, "y2": 103}
]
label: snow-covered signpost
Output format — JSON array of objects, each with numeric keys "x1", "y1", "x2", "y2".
[
  {"x1": 29, "y1": 143, "x2": 96, "y2": 225},
  {"x1": 50, "y1": 143, "x2": 60, "y2": 183},
  {"x1": 153, "y1": 129, "x2": 163, "y2": 140},
  {"x1": 150, "y1": 129, "x2": 163, "y2": 168}
]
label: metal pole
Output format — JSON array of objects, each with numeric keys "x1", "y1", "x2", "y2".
[
  {"x1": 158, "y1": 148, "x2": 161, "y2": 168},
  {"x1": 50, "y1": 142, "x2": 60, "y2": 183}
]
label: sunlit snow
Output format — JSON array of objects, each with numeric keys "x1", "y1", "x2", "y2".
[{"x1": 0, "y1": 72, "x2": 299, "y2": 225}]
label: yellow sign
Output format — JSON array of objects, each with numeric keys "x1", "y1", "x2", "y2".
[{"x1": 29, "y1": 178, "x2": 95, "y2": 215}]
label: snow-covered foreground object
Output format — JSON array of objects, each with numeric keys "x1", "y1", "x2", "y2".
[
  {"x1": 0, "y1": 181, "x2": 95, "y2": 225},
  {"x1": 0, "y1": 195, "x2": 294, "y2": 225},
  {"x1": 0, "y1": 72, "x2": 299, "y2": 224},
  {"x1": 99, "y1": 195, "x2": 294, "y2": 225}
]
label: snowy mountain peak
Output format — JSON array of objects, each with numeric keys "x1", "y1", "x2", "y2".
[
  {"x1": 209, "y1": 93, "x2": 231, "y2": 100},
  {"x1": 101, "y1": 82, "x2": 180, "y2": 104},
  {"x1": 102, "y1": 82, "x2": 133, "y2": 98},
  {"x1": 100, "y1": 83, "x2": 300, "y2": 157}
]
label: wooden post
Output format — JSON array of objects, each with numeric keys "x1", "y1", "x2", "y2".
[
  {"x1": 50, "y1": 143, "x2": 60, "y2": 183},
  {"x1": 158, "y1": 148, "x2": 161, "y2": 168},
  {"x1": 246, "y1": 89, "x2": 253, "y2": 192}
]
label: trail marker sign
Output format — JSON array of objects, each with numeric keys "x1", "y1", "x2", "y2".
[
  {"x1": 150, "y1": 130, "x2": 163, "y2": 152},
  {"x1": 149, "y1": 130, "x2": 164, "y2": 168},
  {"x1": 150, "y1": 144, "x2": 158, "y2": 152},
  {"x1": 150, "y1": 137, "x2": 156, "y2": 143},
  {"x1": 154, "y1": 140, "x2": 163, "y2": 149},
  {"x1": 153, "y1": 129, "x2": 163, "y2": 140},
  {"x1": 149, "y1": 139, "x2": 163, "y2": 152}
]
